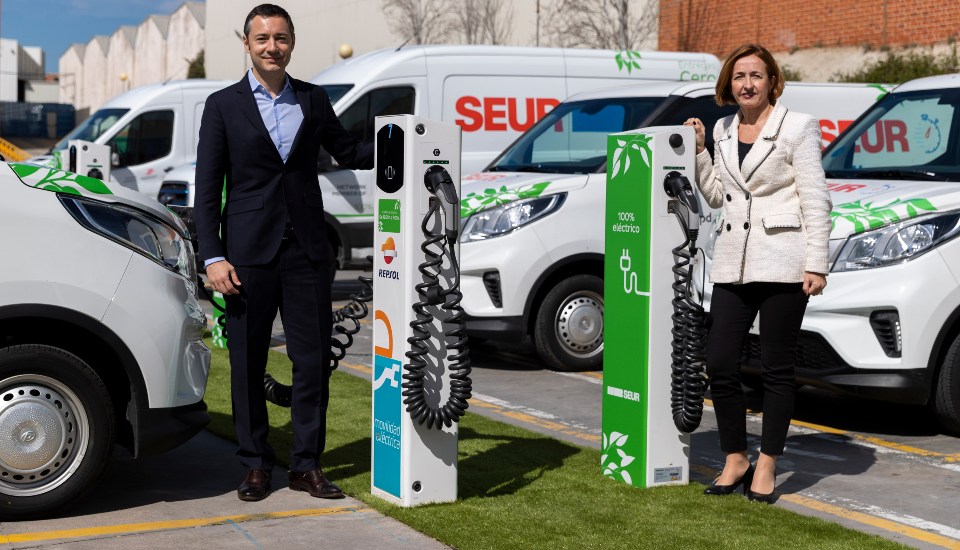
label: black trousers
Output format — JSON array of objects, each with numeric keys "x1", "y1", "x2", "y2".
[
  {"x1": 225, "y1": 238, "x2": 332, "y2": 472},
  {"x1": 707, "y1": 282, "x2": 808, "y2": 456}
]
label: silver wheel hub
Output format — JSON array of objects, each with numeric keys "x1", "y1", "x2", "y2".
[
  {"x1": 556, "y1": 291, "x2": 604, "y2": 357},
  {"x1": 0, "y1": 375, "x2": 87, "y2": 496}
]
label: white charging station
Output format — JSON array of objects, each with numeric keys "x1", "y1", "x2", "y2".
[
  {"x1": 371, "y1": 115, "x2": 464, "y2": 506},
  {"x1": 602, "y1": 126, "x2": 699, "y2": 488},
  {"x1": 66, "y1": 140, "x2": 112, "y2": 181}
]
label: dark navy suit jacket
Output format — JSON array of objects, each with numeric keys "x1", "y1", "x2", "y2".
[{"x1": 194, "y1": 75, "x2": 373, "y2": 267}]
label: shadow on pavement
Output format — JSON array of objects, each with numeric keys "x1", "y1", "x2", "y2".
[
  {"x1": 786, "y1": 386, "x2": 945, "y2": 437},
  {"x1": 60, "y1": 430, "x2": 244, "y2": 517}
]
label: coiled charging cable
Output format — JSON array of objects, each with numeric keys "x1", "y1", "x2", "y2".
[
  {"x1": 401, "y1": 166, "x2": 473, "y2": 429},
  {"x1": 200, "y1": 275, "x2": 374, "y2": 408},
  {"x1": 664, "y1": 171, "x2": 709, "y2": 433}
]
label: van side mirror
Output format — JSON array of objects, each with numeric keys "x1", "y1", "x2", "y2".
[{"x1": 111, "y1": 151, "x2": 120, "y2": 167}]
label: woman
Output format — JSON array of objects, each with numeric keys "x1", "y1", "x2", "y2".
[{"x1": 683, "y1": 44, "x2": 831, "y2": 504}]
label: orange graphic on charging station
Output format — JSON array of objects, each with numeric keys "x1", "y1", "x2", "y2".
[
  {"x1": 374, "y1": 309, "x2": 394, "y2": 358},
  {"x1": 382, "y1": 237, "x2": 397, "y2": 264}
]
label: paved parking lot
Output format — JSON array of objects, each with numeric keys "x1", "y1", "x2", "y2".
[{"x1": 4, "y1": 273, "x2": 958, "y2": 549}]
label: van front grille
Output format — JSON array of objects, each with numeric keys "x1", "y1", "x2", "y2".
[{"x1": 740, "y1": 331, "x2": 847, "y2": 372}]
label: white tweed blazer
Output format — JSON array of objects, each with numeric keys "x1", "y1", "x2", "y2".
[{"x1": 695, "y1": 102, "x2": 832, "y2": 284}]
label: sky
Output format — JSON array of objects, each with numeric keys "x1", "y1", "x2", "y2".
[{"x1": 1, "y1": 0, "x2": 186, "y2": 74}]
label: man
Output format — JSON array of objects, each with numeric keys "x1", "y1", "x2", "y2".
[{"x1": 194, "y1": 3, "x2": 372, "y2": 502}]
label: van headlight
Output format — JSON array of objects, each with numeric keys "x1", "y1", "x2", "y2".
[
  {"x1": 461, "y1": 193, "x2": 566, "y2": 242},
  {"x1": 832, "y1": 211, "x2": 960, "y2": 272},
  {"x1": 59, "y1": 196, "x2": 197, "y2": 293}
]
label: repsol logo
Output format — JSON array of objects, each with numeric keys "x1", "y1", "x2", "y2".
[
  {"x1": 455, "y1": 96, "x2": 560, "y2": 132},
  {"x1": 378, "y1": 269, "x2": 400, "y2": 280}
]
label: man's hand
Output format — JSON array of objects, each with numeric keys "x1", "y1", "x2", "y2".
[{"x1": 206, "y1": 260, "x2": 241, "y2": 295}]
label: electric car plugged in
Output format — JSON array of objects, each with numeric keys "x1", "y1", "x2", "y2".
[{"x1": 0, "y1": 162, "x2": 210, "y2": 518}]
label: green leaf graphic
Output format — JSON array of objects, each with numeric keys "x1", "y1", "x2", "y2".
[
  {"x1": 10, "y1": 163, "x2": 42, "y2": 178},
  {"x1": 830, "y1": 197, "x2": 938, "y2": 232},
  {"x1": 10, "y1": 164, "x2": 114, "y2": 196},
  {"x1": 460, "y1": 181, "x2": 552, "y2": 218}
]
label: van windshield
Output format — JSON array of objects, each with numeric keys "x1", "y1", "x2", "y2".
[
  {"x1": 488, "y1": 97, "x2": 665, "y2": 174},
  {"x1": 823, "y1": 88, "x2": 960, "y2": 181},
  {"x1": 52, "y1": 108, "x2": 128, "y2": 152},
  {"x1": 319, "y1": 84, "x2": 354, "y2": 106}
]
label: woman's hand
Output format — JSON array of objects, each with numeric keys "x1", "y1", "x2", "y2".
[
  {"x1": 683, "y1": 118, "x2": 706, "y2": 154},
  {"x1": 803, "y1": 272, "x2": 827, "y2": 296}
]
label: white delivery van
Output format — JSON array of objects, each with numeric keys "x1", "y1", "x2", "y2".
[
  {"x1": 0, "y1": 161, "x2": 210, "y2": 517},
  {"x1": 32, "y1": 79, "x2": 233, "y2": 199},
  {"x1": 734, "y1": 73, "x2": 960, "y2": 433},
  {"x1": 457, "y1": 81, "x2": 887, "y2": 372},
  {"x1": 158, "y1": 45, "x2": 722, "y2": 269}
]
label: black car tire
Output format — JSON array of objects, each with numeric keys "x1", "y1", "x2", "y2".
[
  {"x1": 0, "y1": 345, "x2": 114, "y2": 519},
  {"x1": 533, "y1": 274, "x2": 604, "y2": 372},
  {"x1": 934, "y1": 334, "x2": 960, "y2": 435}
]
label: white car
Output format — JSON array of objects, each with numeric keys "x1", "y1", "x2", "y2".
[
  {"x1": 0, "y1": 162, "x2": 210, "y2": 517},
  {"x1": 774, "y1": 73, "x2": 960, "y2": 432},
  {"x1": 459, "y1": 80, "x2": 884, "y2": 370}
]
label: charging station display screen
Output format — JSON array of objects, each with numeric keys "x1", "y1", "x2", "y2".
[{"x1": 377, "y1": 123, "x2": 404, "y2": 193}]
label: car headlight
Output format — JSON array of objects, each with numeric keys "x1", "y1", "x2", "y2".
[
  {"x1": 832, "y1": 211, "x2": 960, "y2": 272},
  {"x1": 60, "y1": 196, "x2": 197, "y2": 294},
  {"x1": 461, "y1": 193, "x2": 566, "y2": 242}
]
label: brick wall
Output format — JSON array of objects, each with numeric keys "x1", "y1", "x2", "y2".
[{"x1": 659, "y1": 0, "x2": 960, "y2": 58}]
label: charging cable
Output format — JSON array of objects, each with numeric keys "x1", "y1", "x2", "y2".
[
  {"x1": 663, "y1": 171, "x2": 709, "y2": 433},
  {"x1": 401, "y1": 166, "x2": 473, "y2": 429}
]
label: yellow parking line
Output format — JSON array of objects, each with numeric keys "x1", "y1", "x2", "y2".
[
  {"x1": 690, "y1": 464, "x2": 959, "y2": 549},
  {"x1": 469, "y1": 399, "x2": 601, "y2": 444},
  {"x1": 341, "y1": 361, "x2": 372, "y2": 375},
  {"x1": 702, "y1": 398, "x2": 960, "y2": 463},
  {"x1": 339, "y1": 361, "x2": 599, "y2": 444},
  {"x1": 579, "y1": 371, "x2": 604, "y2": 380},
  {"x1": 781, "y1": 494, "x2": 960, "y2": 549},
  {"x1": 0, "y1": 506, "x2": 368, "y2": 545}
]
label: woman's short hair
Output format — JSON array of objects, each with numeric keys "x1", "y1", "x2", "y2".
[{"x1": 714, "y1": 44, "x2": 785, "y2": 106}]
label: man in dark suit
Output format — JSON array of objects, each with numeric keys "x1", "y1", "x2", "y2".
[{"x1": 194, "y1": 3, "x2": 372, "y2": 502}]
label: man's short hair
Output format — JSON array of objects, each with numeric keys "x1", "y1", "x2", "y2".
[{"x1": 243, "y1": 4, "x2": 295, "y2": 37}]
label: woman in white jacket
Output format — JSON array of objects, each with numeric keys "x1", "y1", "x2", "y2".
[{"x1": 685, "y1": 44, "x2": 832, "y2": 504}]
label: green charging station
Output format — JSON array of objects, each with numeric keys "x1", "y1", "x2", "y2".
[{"x1": 602, "y1": 126, "x2": 697, "y2": 488}]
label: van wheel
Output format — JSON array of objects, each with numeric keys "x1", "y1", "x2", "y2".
[
  {"x1": 0, "y1": 345, "x2": 114, "y2": 519},
  {"x1": 533, "y1": 275, "x2": 604, "y2": 372},
  {"x1": 934, "y1": 334, "x2": 960, "y2": 435}
]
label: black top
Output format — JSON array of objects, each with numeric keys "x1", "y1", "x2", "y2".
[{"x1": 739, "y1": 140, "x2": 753, "y2": 169}]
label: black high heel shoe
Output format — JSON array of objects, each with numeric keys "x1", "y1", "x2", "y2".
[
  {"x1": 703, "y1": 463, "x2": 755, "y2": 496},
  {"x1": 746, "y1": 489, "x2": 776, "y2": 504}
]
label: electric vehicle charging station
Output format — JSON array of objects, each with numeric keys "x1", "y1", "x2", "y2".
[
  {"x1": 371, "y1": 115, "x2": 471, "y2": 506},
  {"x1": 66, "y1": 140, "x2": 111, "y2": 181},
  {"x1": 602, "y1": 125, "x2": 705, "y2": 488}
]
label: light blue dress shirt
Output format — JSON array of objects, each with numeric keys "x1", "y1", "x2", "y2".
[
  {"x1": 205, "y1": 70, "x2": 305, "y2": 269},
  {"x1": 248, "y1": 69, "x2": 304, "y2": 163}
]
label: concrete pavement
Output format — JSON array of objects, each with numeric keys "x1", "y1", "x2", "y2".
[{"x1": 0, "y1": 430, "x2": 447, "y2": 549}]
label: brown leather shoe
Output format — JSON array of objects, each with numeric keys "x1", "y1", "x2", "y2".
[
  {"x1": 288, "y1": 468, "x2": 344, "y2": 499},
  {"x1": 237, "y1": 469, "x2": 272, "y2": 501}
]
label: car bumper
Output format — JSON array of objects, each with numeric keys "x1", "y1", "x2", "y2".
[
  {"x1": 464, "y1": 313, "x2": 525, "y2": 341},
  {"x1": 131, "y1": 399, "x2": 210, "y2": 457},
  {"x1": 740, "y1": 331, "x2": 930, "y2": 404}
]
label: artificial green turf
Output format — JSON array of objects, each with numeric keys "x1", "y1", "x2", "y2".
[{"x1": 203, "y1": 344, "x2": 906, "y2": 550}]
